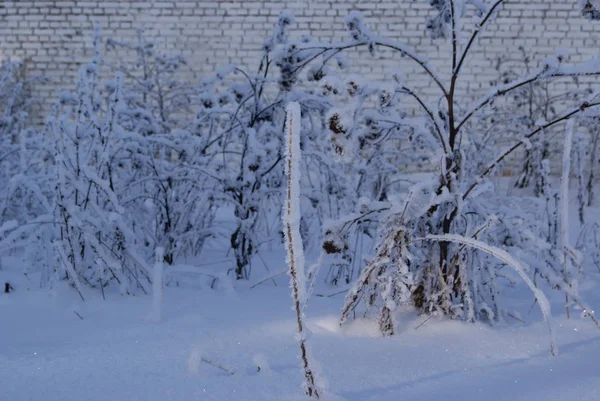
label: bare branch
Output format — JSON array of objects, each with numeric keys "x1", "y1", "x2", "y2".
[
  {"x1": 297, "y1": 39, "x2": 448, "y2": 97},
  {"x1": 458, "y1": 65, "x2": 600, "y2": 132},
  {"x1": 454, "y1": 0, "x2": 506, "y2": 77},
  {"x1": 400, "y1": 86, "x2": 448, "y2": 153},
  {"x1": 450, "y1": 0, "x2": 458, "y2": 72},
  {"x1": 201, "y1": 358, "x2": 235, "y2": 375},
  {"x1": 457, "y1": 69, "x2": 547, "y2": 132},
  {"x1": 463, "y1": 99, "x2": 600, "y2": 200}
]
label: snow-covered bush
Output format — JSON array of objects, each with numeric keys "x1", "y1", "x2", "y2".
[
  {"x1": 0, "y1": 61, "x2": 56, "y2": 285},
  {"x1": 0, "y1": 60, "x2": 49, "y2": 225},
  {"x1": 105, "y1": 29, "x2": 196, "y2": 130},
  {"x1": 0, "y1": 17, "x2": 351, "y2": 293},
  {"x1": 287, "y1": 2, "x2": 600, "y2": 339},
  {"x1": 0, "y1": 60, "x2": 29, "y2": 150},
  {"x1": 0, "y1": 30, "x2": 209, "y2": 293},
  {"x1": 486, "y1": 48, "x2": 590, "y2": 193},
  {"x1": 104, "y1": 30, "x2": 217, "y2": 265},
  {"x1": 193, "y1": 14, "x2": 342, "y2": 279},
  {"x1": 49, "y1": 35, "x2": 153, "y2": 295}
]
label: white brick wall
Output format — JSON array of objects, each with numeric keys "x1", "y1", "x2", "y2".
[{"x1": 1, "y1": 0, "x2": 599, "y2": 119}]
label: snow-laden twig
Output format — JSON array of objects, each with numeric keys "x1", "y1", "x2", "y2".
[
  {"x1": 249, "y1": 269, "x2": 287, "y2": 289},
  {"x1": 200, "y1": 357, "x2": 235, "y2": 376},
  {"x1": 53, "y1": 240, "x2": 85, "y2": 301},
  {"x1": 283, "y1": 102, "x2": 321, "y2": 399}
]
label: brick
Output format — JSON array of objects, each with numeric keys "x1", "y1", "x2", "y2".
[{"x1": 1, "y1": 0, "x2": 598, "y2": 125}]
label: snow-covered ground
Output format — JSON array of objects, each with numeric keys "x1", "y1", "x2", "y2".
[{"x1": 1, "y1": 254, "x2": 599, "y2": 401}]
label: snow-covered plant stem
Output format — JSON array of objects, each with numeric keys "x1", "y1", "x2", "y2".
[
  {"x1": 152, "y1": 247, "x2": 164, "y2": 321},
  {"x1": 561, "y1": 120, "x2": 575, "y2": 319},
  {"x1": 574, "y1": 134, "x2": 587, "y2": 224},
  {"x1": 587, "y1": 124, "x2": 599, "y2": 206},
  {"x1": 282, "y1": 102, "x2": 321, "y2": 399}
]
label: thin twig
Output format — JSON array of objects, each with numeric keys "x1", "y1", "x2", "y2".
[
  {"x1": 463, "y1": 100, "x2": 600, "y2": 200},
  {"x1": 315, "y1": 289, "x2": 349, "y2": 298},
  {"x1": 200, "y1": 358, "x2": 235, "y2": 375},
  {"x1": 256, "y1": 251, "x2": 278, "y2": 287},
  {"x1": 249, "y1": 270, "x2": 287, "y2": 289},
  {"x1": 414, "y1": 313, "x2": 436, "y2": 330}
]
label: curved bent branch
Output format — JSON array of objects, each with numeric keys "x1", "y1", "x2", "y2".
[
  {"x1": 297, "y1": 39, "x2": 448, "y2": 97},
  {"x1": 401, "y1": 86, "x2": 448, "y2": 153},
  {"x1": 422, "y1": 234, "x2": 556, "y2": 356}
]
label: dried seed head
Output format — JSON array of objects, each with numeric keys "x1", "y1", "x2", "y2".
[{"x1": 328, "y1": 113, "x2": 346, "y2": 135}]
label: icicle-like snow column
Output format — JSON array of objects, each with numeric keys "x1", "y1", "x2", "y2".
[
  {"x1": 283, "y1": 102, "x2": 321, "y2": 399},
  {"x1": 560, "y1": 119, "x2": 576, "y2": 318}
]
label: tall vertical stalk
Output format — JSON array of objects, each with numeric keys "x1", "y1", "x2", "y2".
[{"x1": 283, "y1": 102, "x2": 320, "y2": 399}]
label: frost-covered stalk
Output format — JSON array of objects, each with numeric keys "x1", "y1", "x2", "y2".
[
  {"x1": 561, "y1": 120, "x2": 575, "y2": 319},
  {"x1": 541, "y1": 159, "x2": 559, "y2": 246},
  {"x1": 152, "y1": 247, "x2": 164, "y2": 321},
  {"x1": 575, "y1": 133, "x2": 587, "y2": 224},
  {"x1": 282, "y1": 102, "x2": 321, "y2": 399},
  {"x1": 587, "y1": 124, "x2": 599, "y2": 206}
]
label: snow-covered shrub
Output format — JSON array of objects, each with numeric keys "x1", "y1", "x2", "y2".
[
  {"x1": 0, "y1": 60, "x2": 49, "y2": 224},
  {"x1": 44, "y1": 28, "x2": 227, "y2": 293},
  {"x1": 112, "y1": 103, "x2": 217, "y2": 266},
  {"x1": 192, "y1": 14, "x2": 342, "y2": 279},
  {"x1": 0, "y1": 61, "x2": 56, "y2": 284},
  {"x1": 0, "y1": 60, "x2": 29, "y2": 149},
  {"x1": 105, "y1": 29, "x2": 195, "y2": 130},
  {"x1": 288, "y1": 2, "x2": 600, "y2": 340},
  {"x1": 486, "y1": 47, "x2": 590, "y2": 192},
  {"x1": 319, "y1": 68, "x2": 438, "y2": 285},
  {"x1": 104, "y1": 30, "x2": 217, "y2": 265},
  {"x1": 1, "y1": 29, "x2": 206, "y2": 294},
  {"x1": 1, "y1": 18, "x2": 352, "y2": 292},
  {"x1": 48, "y1": 35, "x2": 153, "y2": 295}
]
